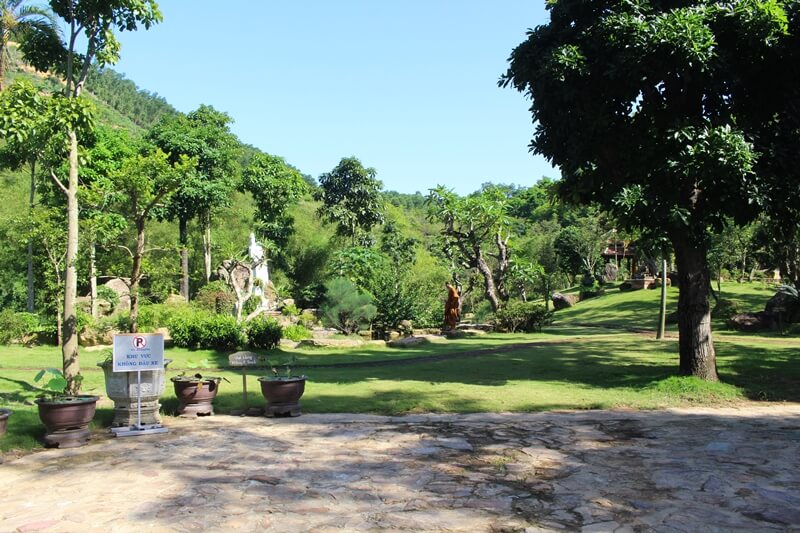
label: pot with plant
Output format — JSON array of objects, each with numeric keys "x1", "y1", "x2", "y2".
[
  {"x1": 258, "y1": 357, "x2": 307, "y2": 417},
  {"x1": 33, "y1": 369, "x2": 99, "y2": 448},
  {"x1": 171, "y1": 359, "x2": 229, "y2": 417},
  {"x1": 98, "y1": 350, "x2": 172, "y2": 427},
  {"x1": 0, "y1": 408, "x2": 11, "y2": 437}
]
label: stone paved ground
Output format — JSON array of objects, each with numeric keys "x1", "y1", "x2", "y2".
[{"x1": 1, "y1": 405, "x2": 800, "y2": 532}]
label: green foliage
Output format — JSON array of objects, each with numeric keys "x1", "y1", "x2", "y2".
[
  {"x1": 320, "y1": 277, "x2": 377, "y2": 335},
  {"x1": 96, "y1": 285, "x2": 119, "y2": 311},
  {"x1": 33, "y1": 367, "x2": 68, "y2": 399},
  {"x1": 281, "y1": 303, "x2": 301, "y2": 317},
  {"x1": 579, "y1": 281, "x2": 605, "y2": 301},
  {"x1": 169, "y1": 311, "x2": 243, "y2": 350},
  {"x1": 494, "y1": 301, "x2": 553, "y2": 333},
  {"x1": 194, "y1": 280, "x2": 236, "y2": 314},
  {"x1": 712, "y1": 299, "x2": 743, "y2": 321},
  {"x1": 316, "y1": 157, "x2": 385, "y2": 245},
  {"x1": 0, "y1": 310, "x2": 41, "y2": 344},
  {"x1": 241, "y1": 152, "x2": 308, "y2": 251},
  {"x1": 84, "y1": 66, "x2": 177, "y2": 129},
  {"x1": 282, "y1": 324, "x2": 311, "y2": 342},
  {"x1": 246, "y1": 316, "x2": 282, "y2": 350}
]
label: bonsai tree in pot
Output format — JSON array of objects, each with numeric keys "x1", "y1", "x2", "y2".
[
  {"x1": 33, "y1": 368, "x2": 99, "y2": 448},
  {"x1": 258, "y1": 357, "x2": 307, "y2": 417},
  {"x1": 170, "y1": 359, "x2": 229, "y2": 417}
]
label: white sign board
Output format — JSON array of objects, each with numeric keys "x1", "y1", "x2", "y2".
[{"x1": 113, "y1": 333, "x2": 165, "y2": 372}]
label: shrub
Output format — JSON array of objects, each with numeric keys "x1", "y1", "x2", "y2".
[
  {"x1": 282, "y1": 324, "x2": 311, "y2": 341},
  {"x1": 579, "y1": 280, "x2": 605, "y2": 300},
  {"x1": 247, "y1": 316, "x2": 282, "y2": 350},
  {"x1": 298, "y1": 311, "x2": 318, "y2": 328},
  {"x1": 137, "y1": 302, "x2": 193, "y2": 332},
  {"x1": 281, "y1": 303, "x2": 301, "y2": 317},
  {"x1": 97, "y1": 285, "x2": 120, "y2": 311},
  {"x1": 0, "y1": 310, "x2": 42, "y2": 344},
  {"x1": 320, "y1": 278, "x2": 377, "y2": 334},
  {"x1": 495, "y1": 301, "x2": 554, "y2": 333},
  {"x1": 169, "y1": 311, "x2": 244, "y2": 350},
  {"x1": 194, "y1": 280, "x2": 236, "y2": 314},
  {"x1": 712, "y1": 299, "x2": 743, "y2": 321}
]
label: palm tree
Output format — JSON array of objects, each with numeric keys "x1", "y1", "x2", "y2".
[{"x1": 0, "y1": 0, "x2": 58, "y2": 90}]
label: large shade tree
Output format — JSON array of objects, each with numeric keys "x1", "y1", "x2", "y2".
[
  {"x1": 501, "y1": 0, "x2": 800, "y2": 380},
  {"x1": 146, "y1": 104, "x2": 238, "y2": 297}
]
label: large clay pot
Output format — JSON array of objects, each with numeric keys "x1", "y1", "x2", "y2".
[
  {"x1": 35, "y1": 395, "x2": 99, "y2": 448},
  {"x1": 0, "y1": 408, "x2": 11, "y2": 437},
  {"x1": 258, "y1": 377, "x2": 306, "y2": 417},
  {"x1": 171, "y1": 377, "x2": 222, "y2": 417},
  {"x1": 98, "y1": 359, "x2": 172, "y2": 427}
]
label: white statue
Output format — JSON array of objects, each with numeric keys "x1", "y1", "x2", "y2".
[{"x1": 248, "y1": 233, "x2": 271, "y2": 309}]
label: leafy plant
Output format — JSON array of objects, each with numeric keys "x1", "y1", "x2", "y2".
[
  {"x1": 169, "y1": 311, "x2": 244, "y2": 350},
  {"x1": 264, "y1": 356, "x2": 303, "y2": 380},
  {"x1": 495, "y1": 301, "x2": 554, "y2": 333},
  {"x1": 281, "y1": 303, "x2": 301, "y2": 317},
  {"x1": 194, "y1": 280, "x2": 236, "y2": 314},
  {"x1": 246, "y1": 316, "x2": 282, "y2": 350},
  {"x1": 33, "y1": 368, "x2": 82, "y2": 400},
  {"x1": 0, "y1": 310, "x2": 42, "y2": 345},
  {"x1": 172, "y1": 359, "x2": 229, "y2": 390},
  {"x1": 320, "y1": 277, "x2": 377, "y2": 335},
  {"x1": 282, "y1": 324, "x2": 311, "y2": 341}
]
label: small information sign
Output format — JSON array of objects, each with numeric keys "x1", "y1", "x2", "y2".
[
  {"x1": 229, "y1": 351, "x2": 259, "y2": 367},
  {"x1": 113, "y1": 333, "x2": 165, "y2": 372}
]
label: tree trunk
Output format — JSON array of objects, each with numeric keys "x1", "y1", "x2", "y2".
[
  {"x1": 62, "y1": 131, "x2": 80, "y2": 394},
  {"x1": 475, "y1": 248, "x2": 501, "y2": 311},
  {"x1": 657, "y1": 259, "x2": 667, "y2": 340},
  {"x1": 179, "y1": 217, "x2": 189, "y2": 301},
  {"x1": 90, "y1": 241, "x2": 98, "y2": 318},
  {"x1": 203, "y1": 220, "x2": 212, "y2": 283},
  {"x1": 672, "y1": 234, "x2": 718, "y2": 381},
  {"x1": 129, "y1": 218, "x2": 146, "y2": 334},
  {"x1": 27, "y1": 161, "x2": 36, "y2": 312}
]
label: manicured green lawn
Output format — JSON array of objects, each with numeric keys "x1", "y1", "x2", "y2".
[{"x1": 2, "y1": 282, "x2": 796, "y2": 454}]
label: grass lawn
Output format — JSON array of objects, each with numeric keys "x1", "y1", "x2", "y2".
[{"x1": 1, "y1": 282, "x2": 797, "y2": 454}]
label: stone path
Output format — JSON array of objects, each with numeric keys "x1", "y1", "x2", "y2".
[{"x1": 1, "y1": 405, "x2": 800, "y2": 532}]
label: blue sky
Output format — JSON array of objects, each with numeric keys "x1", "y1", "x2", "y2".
[{"x1": 111, "y1": 1, "x2": 557, "y2": 195}]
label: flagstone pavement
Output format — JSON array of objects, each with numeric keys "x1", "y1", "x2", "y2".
[{"x1": 1, "y1": 405, "x2": 800, "y2": 532}]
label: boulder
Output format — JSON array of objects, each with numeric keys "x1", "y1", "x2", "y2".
[
  {"x1": 444, "y1": 329, "x2": 486, "y2": 339},
  {"x1": 297, "y1": 338, "x2": 365, "y2": 348},
  {"x1": 765, "y1": 291, "x2": 800, "y2": 323},
  {"x1": 603, "y1": 263, "x2": 619, "y2": 283},
  {"x1": 456, "y1": 323, "x2": 493, "y2": 332},
  {"x1": 104, "y1": 278, "x2": 131, "y2": 311},
  {"x1": 728, "y1": 312, "x2": 776, "y2": 332},
  {"x1": 552, "y1": 292, "x2": 579, "y2": 310},
  {"x1": 652, "y1": 277, "x2": 672, "y2": 288},
  {"x1": 387, "y1": 335, "x2": 442, "y2": 348}
]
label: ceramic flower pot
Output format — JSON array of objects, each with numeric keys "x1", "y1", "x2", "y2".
[
  {"x1": 0, "y1": 408, "x2": 11, "y2": 437},
  {"x1": 258, "y1": 376, "x2": 306, "y2": 417},
  {"x1": 35, "y1": 395, "x2": 99, "y2": 448},
  {"x1": 171, "y1": 376, "x2": 222, "y2": 417}
]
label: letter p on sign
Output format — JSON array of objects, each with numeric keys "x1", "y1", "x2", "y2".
[{"x1": 132, "y1": 336, "x2": 147, "y2": 349}]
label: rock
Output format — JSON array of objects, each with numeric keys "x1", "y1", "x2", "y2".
[
  {"x1": 310, "y1": 328, "x2": 338, "y2": 339},
  {"x1": 398, "y1": 320, "x2": 413, "y2": 337},
  {"x1": 103, "y1": 278, "x2": 131, "y2": 311},
  {"x1": 457, "y1": 323, "x2": 493, "y2": 332},
  {"x1": 552, "y1": 293, "x2": 578, "y2": 310},
  {"x1": 765, "y1": 291, "x2": 800, "y2": 323},
  {"x1": 619, "y1": 281, "x2": 633, "y2": 292},
  {"x1": 444, "y1": 329, "x2": 486, "y2": 339},
  {"x1": 603, "y1": 263, "x2": 619, "y2": 283},
  {"x1": 652, "y1": 277, "x2": 672, "y2": 288},
  {"x1": 164, "y1": 293, "x2": 186, "y2": 305},
  {"x1": 387, "y1": 335, "x2": 441, "y2": 348},
  {"x1": 297, "y1": 338, "x2": 365, "y2": 348},
  {"x1": 728, "y1": 312, "x2": 776, "y2": 332}
]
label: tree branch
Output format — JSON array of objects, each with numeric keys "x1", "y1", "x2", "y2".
[{"x1": 50, "y1": 171, "x2": 68, "y2": 195}]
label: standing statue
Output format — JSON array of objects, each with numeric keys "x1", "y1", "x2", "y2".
[
  {"x1": 248, "y1": 233, "x2": 270, "y2": 309},
  {"x1": 443, "y1": 282, "x2": 460, "y2": 330}
]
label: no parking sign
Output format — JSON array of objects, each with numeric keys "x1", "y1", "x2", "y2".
[{"x1": 112, "y1": 333, "x2": 164, "y2": 372}]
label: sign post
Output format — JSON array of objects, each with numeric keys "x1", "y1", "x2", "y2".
[
  {"x1": 111, "y1": 333, "x2": 169, "y2": 437},
  {"x1": 228, "y1": 351, "x2": 261, "y2": 416}
]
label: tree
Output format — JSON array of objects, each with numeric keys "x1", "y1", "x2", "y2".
[
  {"x1": 147, "y1": 104, "x2": 238, "y2": 298},
  {"x1": 0, "y1": 0, "x2": 59, "y2": 90},
  {"x1": 426, "y1": 185, "x2": 514, "y2": 311},
  {"x1": 554, "y1": 208, "x2": 613, "y2": 281},
  {"x1": 241, "y1": 152, "x2": 308, "y2": 255},
  {"x1": 501, "y1": 0, "x2": 800, "y2": 381},
  {"x1": 316, "y1": 157, "x2": 385, "y2": 246},
  {"x1": 112, "y1": 148, "x2": 195, "y2": 333},
  {"x1": 47, "y1": 0, "x2": 161, "y2": 392}
]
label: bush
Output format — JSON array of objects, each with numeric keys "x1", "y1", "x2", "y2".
[
  {"x1": 194, "y1": 281, "x2": 237, "y2": 314},
  {"x1": 712, "y1": 298, "x2": 743, "y2": 321},
  {"x1": 579, "y1": 280, "x2": 605, "y2": 300},
  {"x1": 97, "y1": 285, "x2": 120, "y2": 311},
  {"x1": 0, "y1": 310, "x2": 42, "y2": 344},
  {"x1": 320, "y1": 278, "x2": 377, "y2": 334},
  {"x1": 246, "y1": 316, "x2": 282, "y2": 350},
  {"x1": 281, "y1": 303, "x2": 301, "y2": 316},
  {"x1": 169, "y1": 311, "x2": 244, "y2": 350},
  {"x1": 137, "y1": 302, "x2": 193, "y2": 332},
  {"x1": 298, "y1": 311, "x2": 318, "y2": 328},
  {"x1": 282, "y1": 324, "x2": 311, "y2": 341},
  {"x1": 495, "y1": 301, "x2": 554, "y2": 333}
]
